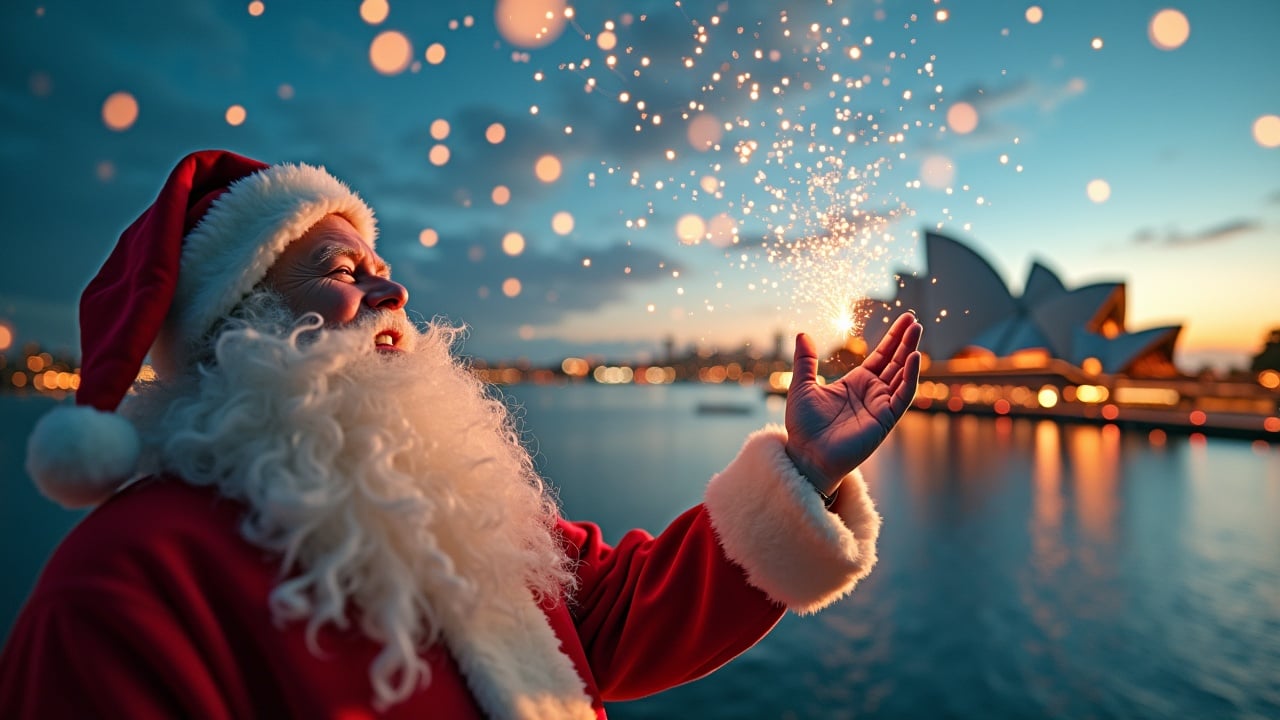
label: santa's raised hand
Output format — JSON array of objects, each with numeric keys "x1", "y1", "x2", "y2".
[{"x1": 783, "y1": 312, "x2": 923, "y2": 498}]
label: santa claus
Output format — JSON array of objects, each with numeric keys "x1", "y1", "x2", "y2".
[{"x1": 0, "y1": 150, "x2": 921, "y2": 718}]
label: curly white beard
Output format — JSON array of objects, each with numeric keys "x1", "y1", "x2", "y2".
[{"x1": 122, "y1": 291, "x2": 577, "y2": 709}]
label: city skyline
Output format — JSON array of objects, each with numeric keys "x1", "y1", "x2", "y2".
[{"x1": 1, "y1": 0, "x2": 1277, "y2": 370}]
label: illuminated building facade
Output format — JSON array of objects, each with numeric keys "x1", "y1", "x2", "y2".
[{"x1": 862, "y1": 231, "x2": 1182, "y2": 377}]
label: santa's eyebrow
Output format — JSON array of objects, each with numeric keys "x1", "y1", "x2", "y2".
[{"x1": 315, "y1": 244, "x2": 392, "y2": 278}]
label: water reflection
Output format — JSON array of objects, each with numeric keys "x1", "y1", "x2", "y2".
[{"x1": 6, "y1": 388, "x2": 1278, "y2": 719}]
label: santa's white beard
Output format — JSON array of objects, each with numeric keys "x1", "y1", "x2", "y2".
[{"x1": 123, "y1": 292, "x2": 576, "y2": 709}]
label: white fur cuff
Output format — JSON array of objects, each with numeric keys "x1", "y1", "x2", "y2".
[{"x1": 704, "y1": 425, "x2": 881, "y2": 615}]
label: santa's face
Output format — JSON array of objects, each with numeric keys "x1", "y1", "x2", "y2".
[{"x1": 263, "y1": 214, "x2": 410, "y2": 351}]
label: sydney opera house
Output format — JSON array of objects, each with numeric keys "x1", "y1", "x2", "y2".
[{"x1": 858, "y1": 232, "x2": 1280, "y2": 440}]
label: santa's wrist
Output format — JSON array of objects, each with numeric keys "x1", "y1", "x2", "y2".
[{"x1": 783, "y1": 443, "x2": 842, "y2": 500}]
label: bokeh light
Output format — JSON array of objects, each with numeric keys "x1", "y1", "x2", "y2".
[
  {"x1": 485, "y1": 122, "x2": 506, "y2": 144},
  {"x1": 1149, "y1": 9, "x2": 1190, "y2": 50},
  {"x1": 428, "y1": 144, "x2": 450, "y2": 166},
  {"x1": 494, "y1": 0, "x2": 567, "y2": 49},
  {"x1": 551, "y1": 211, "x2": 575, "y2": 235},
  {"x1": 424, "y1": 42, "x2": 446, "y2": 65},
  {"x1": 359, "y1": 0, "x2": 388, "y2": 25},
  {"x1": 502, "y1": 277, "x2": 523, "y2": 297},
  {"x1": 430, "y1": 118, "x2": 450, "y2": 140},
  {"x1": 707, "y1": 213, "x2": 738, "y2": 248},
  {"x1": 102, "y1": 92, "x2": 138, "y2": 131},
  {"x1": 1086, "y1": 179, "x2": 1111, "y2": 203},
  {"x1": 369, "y1": 31, "x2": 412, "y2": 75},
  {"x1": 921, "y1": 155, "x2": 955, "y2": 189},
  {"x1": 597, "y1": 30, "x2": 617, "y2": 51},
  {"x1": 686, "y1": 113, "x2": 723, "y2": 151},
  {"x1": 534, "y1": 154, "x2": 562, "y2": 182},
  {"x1": 946, "y1": 101, "x2": 979, "y2": 134},
  {"x1": 418, "y1": 228, "x2": 438, "y2": 247},
  {"x1": 1252, "y1": 114, "x2": 1280, "y2": 148},
  {"x1": 247, "y1": 1, "x2": 265, "y2": 17},
  {"x1": 1025, "y1": 6, "x2": 1043, "y2": 24},
  {"x1": 501, "y1": 231, "x2": 525, "y2": 256},
  {"x1": 676, "y1": 214, "x2": 706, "y2": 245},
  {"x1": 491, "y1": 185, "x2": 511, "y2": 205},
  {"x1": 225, "y1": 104, "x2": 246, "y2": 126},
  {"x1": 0, "y1": 323, "x2": 12, "y2": 351},
  {"x1": 1091, "y1": 37, "x2": 1104, "y2": 50}
]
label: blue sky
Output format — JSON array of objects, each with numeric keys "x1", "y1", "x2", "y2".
[{"x1": 1, "y1": 0, "x2": 1277, "y2": 369}]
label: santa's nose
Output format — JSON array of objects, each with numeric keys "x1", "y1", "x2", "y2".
[{"x1": 366, "y1": 276, "x2": 408, "y2": 311}]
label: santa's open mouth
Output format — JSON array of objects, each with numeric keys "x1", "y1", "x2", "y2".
[{"x1": 374, "y1": 330, "x2": 402, "y2": 351}]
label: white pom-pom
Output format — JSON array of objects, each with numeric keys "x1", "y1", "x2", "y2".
[{"x1": 26, "y1": 405, "x2": 140, "y2": 509}]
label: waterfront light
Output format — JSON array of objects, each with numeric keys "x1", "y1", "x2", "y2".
[
  {"x1": 1076, "y1": 384, "x2": 1109, "y2": 403},
  {"x1": 1114, "y1": 386, "x2": 1180, "y2": 406},
  {"x1": 1037, "y1": 386, "x2": 1059, "y2": 408}
]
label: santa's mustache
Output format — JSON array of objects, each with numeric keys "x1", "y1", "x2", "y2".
[{"x1": 291, "y1": 309, "x2": 423, "y2": 354}]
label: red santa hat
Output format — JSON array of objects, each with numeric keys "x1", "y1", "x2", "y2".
[{"x1": 25, "y1": 149, "x2": 378, "y2": 508}]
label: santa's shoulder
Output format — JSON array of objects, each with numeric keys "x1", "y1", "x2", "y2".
[{"x1": 28, "y1": 479, "x2": 273, "y2": 607}]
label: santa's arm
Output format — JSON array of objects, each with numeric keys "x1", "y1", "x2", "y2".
[{"x1": 562, "y1": 425, "x2": 881, "y2": 700}]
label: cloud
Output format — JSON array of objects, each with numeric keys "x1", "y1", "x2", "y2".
[
  {"x1": 389, "y1": 223, "x2": 682, "y2": 338},
  {"x1": 1131, "y1": 218, "x2": 1261, "y2": 248},
  {"x1": 930, "y1": 76, "x2": 1087, "y2": 148}
]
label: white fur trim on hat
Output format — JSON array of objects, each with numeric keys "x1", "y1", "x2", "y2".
[
  {"x1": 25, "y1": 404, "x2": 140, "y2": 509},
  {"x1": 151, "y1": 162, "x2": 377, "y2": 377},
  {"x1": 704, "y1": 424, "x2": 881, "y2": 615}
]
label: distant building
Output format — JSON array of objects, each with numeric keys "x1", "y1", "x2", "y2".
[{"x1": 861, "y1": 231, "x2": 1182, "y2": 377}]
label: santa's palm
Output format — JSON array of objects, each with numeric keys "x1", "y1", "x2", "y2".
[{"x1": 784, "y1": 313, "x2": 923, "y2": 491}]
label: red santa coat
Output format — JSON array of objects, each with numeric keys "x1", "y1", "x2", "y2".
[{"x1": 0, "y1": 427, "x2": 882, "y2": 719}]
